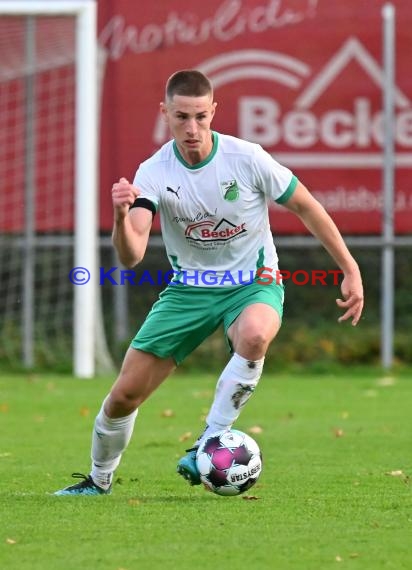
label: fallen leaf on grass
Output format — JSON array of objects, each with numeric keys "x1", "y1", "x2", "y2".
[
  {"x1": 192, "y1": 390, "x2": 213, "y2": 399},
  {"x1": 179, "y1": 431, "x2": 192, "y2": 442},
  {"x1": 127, "y1": 498, "x2": 141, "y2": 506},
  {"x1": 384, "y1": 470, "x2": 410, "y2": 485},
  {"x1": 376, "y1": 376, "x2": 396, "y2": 387},
  {"x1": 6, "y1": 538, "x2": 16, "y2": 544},
  {"x1": 79, "y1": 407, "x2": 90, "y2": 417},
  {"x1": 161, "y1": 409, "x2": 174, "y2": 418},
  {"x1": 385, "y1": 470, "x2": 404, "y2": 477},
  {"x1": 0, "y1": 403, "x2": 9, "y2": 413},
  {"x1": 242, "y1": 495, "x2": 259, "y2": 500},
  {"x1": 248, "y1": 426, "x2": 263, "y2": 435},
  {"x1": 335, "y1": 552, "x2": 360, "y2": 561},
  {"x1": 333, "y1": 428, "x2": 344, "y2": 438}
]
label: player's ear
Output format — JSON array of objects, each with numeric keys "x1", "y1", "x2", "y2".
[
  {"x1": 160, "y1": 101, "x2": 168, "y2": 122},
  {"x1": 211, "y1": 101, "x2": 217, "y2": 118}
]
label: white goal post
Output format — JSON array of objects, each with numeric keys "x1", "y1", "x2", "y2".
[{"x1": 0, "y1": 1, "x2": 98, "y2": 377}]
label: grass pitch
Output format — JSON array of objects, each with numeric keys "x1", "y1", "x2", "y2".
[{"x1": 1, "y1": 368, "x2": 412, "y2": 570}]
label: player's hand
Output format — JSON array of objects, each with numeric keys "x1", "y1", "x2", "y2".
[
  {"x1": 336, "y1": 270, "x2": 364, "y2": 326},
  {"x1": 111, "y1": 177, "x2": 140, "y2": 219}
]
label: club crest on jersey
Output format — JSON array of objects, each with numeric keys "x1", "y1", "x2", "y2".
[{"x1": 221, "y1": 180, "x2": 239, "y2": 202}]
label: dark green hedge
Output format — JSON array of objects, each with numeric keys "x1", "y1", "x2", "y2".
[{"x1": 104, "y1": 244, "x2": 412, "y2": 371}]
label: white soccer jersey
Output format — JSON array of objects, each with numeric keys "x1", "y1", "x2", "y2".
[{"x1": 133, "y1": 132, "x2": 297, "y2": 286}]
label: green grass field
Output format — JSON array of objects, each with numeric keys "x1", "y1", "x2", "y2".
[{"x1": 1, "y1": 369, "x2": 412, "y2": 570}]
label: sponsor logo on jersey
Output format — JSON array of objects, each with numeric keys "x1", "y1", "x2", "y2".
[
  {"x1": 185, "y1": 218, "x2": 247, "y2": 242},
  {"x1": 221, "y1": 179, "x2": 239, "y2": 201},
  {"x1": 166, "y1": 185, "x2": 181, "y2": 199}
]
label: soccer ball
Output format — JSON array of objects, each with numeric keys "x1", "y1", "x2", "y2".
[{"x1": 196, "y1": 429, "x2": 262, "y2": 496}]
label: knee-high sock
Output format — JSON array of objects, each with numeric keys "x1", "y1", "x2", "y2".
[
  {"x1": 195, "y1": 352, "x2": 264, "y2": 446},
  {"x1": 90, "y1": 397, "x2": 138, "y2": 489}
]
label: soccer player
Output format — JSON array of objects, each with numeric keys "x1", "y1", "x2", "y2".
[{"x1": 54, "y1": 70, "x2": 363, "y2": 495}]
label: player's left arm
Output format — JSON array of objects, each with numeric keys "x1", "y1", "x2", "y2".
[{"x1": 281, "y1": 180, "x2": 364, "y2": 326}]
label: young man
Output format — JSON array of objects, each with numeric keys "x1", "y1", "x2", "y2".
[{"x1": 55, "y1": 70, "x2": 363, "y2": 495}]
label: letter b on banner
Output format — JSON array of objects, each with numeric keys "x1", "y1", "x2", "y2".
[{"x1": 239, "y1": 96, "x2": 281, "y2": 146}]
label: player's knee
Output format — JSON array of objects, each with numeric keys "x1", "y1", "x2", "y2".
[
  {"x1": 106, "y1": 387, "x2": 141, "y2": 416},
  {"x1": 240, "y1": 330, "x2": 270, "y2": 353}
]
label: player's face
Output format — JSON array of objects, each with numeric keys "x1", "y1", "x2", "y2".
[{"x1": 161, "y1": 95, "x2": 216, "y2": 165}]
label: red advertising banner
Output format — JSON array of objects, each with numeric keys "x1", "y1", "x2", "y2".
[
  {"x1": 97, "y1": 0, "x2": 412, "y2": 235},
  {"x1": 1, "y1": 1, "x2": 411, "y2": 234}
]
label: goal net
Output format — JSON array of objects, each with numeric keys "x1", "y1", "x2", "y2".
[{"x1": 0, "y1": 1, "x2": 113, "y2": 377}]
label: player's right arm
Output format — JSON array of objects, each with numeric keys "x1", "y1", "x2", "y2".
[{"x1": 111, "y1": 177, "x2": 153, "y2": 268}]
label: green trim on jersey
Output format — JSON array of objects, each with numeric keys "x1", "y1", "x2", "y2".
[
  {"x1": 170, "y1": 254, "x2": 184, "y2": 283},
  {"x1": 169, "y1": 254, "x2": 181, "y2": 272},
  {"x1": 255, "y1": 247, "x2": 265, "y2": 272},
  {"x1": 173, "y1": 131, "x2": 219, "y2": 170},
  {"x1": 275, "y1": 175, "x2": 298, "y2": 204}
]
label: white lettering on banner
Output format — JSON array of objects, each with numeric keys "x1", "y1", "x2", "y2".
[
  {"x1": 98, "y1": 0, "x2": 319, "y2": 60},
  {"x1": 236, "y1": 37, "x2": 412, "y2": 154},
  {"x1": 145, "y1": 28, "x2": 412, "y2": 167},
  {"x1": 240, "y1": 97, "x2": 412, "y2": 148},
  {"x1": 271, "y1": 187, "x2": 412, "y2": 212}
]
